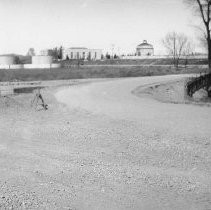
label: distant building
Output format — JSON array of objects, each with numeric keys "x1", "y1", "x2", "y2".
[
  {"x1": 0, "y1": 55, "x2": 16, "y2": 65},
  {"x1": 62, "y1": 47, "x2": 102, "y2": 60},
  {"x1": 136, "y1": 40, "x2": 154, "y2": 56}
]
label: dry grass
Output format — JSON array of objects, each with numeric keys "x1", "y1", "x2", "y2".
[{"x1": 0, "y1": 65, "x2": 208, "y2": 82}]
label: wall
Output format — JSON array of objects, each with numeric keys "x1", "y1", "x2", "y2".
[
  {"x1": 0, "y1": 63, "x2": 61, "y2": 69},
  {"x1": 63, "y1": 48, "x2": 102, "y2": 60},
  {"x1": 24, "y1": 63, "x2": 61, "y2": 69},
  {"x1": 0, "y1": 64, "x2": 23, "y2": 69},
  {"x1": 32, "y1": 56, "x2": 53, "y2": 65},
  {"x1": 0, "y1": 55, "x2": 61, "y2": 69},
  {"x1": 0, "y1": 56, "x2": 16, "y2": 65},
  {"x1": 136, "y1": 48, "x2": 154, "y2": 56}
]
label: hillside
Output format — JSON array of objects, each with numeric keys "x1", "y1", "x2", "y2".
[
  {"x1": 0, "y1": 65, "x2": 208, "y2": 82},
  {"x1": 61, "y1": 58, "x2": 208, "y2": 66}
]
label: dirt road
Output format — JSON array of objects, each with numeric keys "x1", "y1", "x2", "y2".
[{"x1": 0, "y1": 75, "x2": 211, "y2": 210}]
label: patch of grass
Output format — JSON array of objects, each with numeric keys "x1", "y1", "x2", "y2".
[
  {"x1": 0, "y1": 66, "x2": 208, "y2": 82},
  {"x1": 61, "y1": 58, "x2": 208, "y2": 66}
]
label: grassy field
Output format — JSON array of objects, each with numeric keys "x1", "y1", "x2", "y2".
[
  {"x1": 0, "y1": 65, "x2": 208, "y2": 82},
  {"x1": 61, "y1": 58, "x2": 208, "y2": 66},
  {"x1": 17, "y1": 56, "x2": 208, "y2": 66}
]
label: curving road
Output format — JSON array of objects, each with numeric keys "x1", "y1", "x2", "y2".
[
  {"x1": 56, "y1": 75, "x2": 211, "y2": 137},
  {"x1": 55, "y1": 75, "x2": 211, "y2": 210}
]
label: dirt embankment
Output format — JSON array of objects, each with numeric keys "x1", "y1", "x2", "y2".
[
  {"x1": 0, "y1": 65, "x2": 209, "y2": 82},
  {"x1": 132, "y1": 78, "x2": 211, "y2": 106}
]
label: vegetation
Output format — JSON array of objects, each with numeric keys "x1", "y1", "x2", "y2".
[
  {"x1": 162, "y1": 32, "x2": 193, "y2": 68},
  {"x1": 186, "y1": 72, "x2": 211, "y2": 97},
  {"x1": 0, "y1": 65, "x2": 208, "y2": 82},
  {"x1": 183, "y1": 0, "x2": 211, "y2": 98},
  {"x1": 61, "y1": 58, "x2": 208, "y2": 66},
  {"x1": 52, "y1": 46, "x2": 63, "y2": 59},
  {"x1": 184, "y1": 0, "x2": 211, "y2": 71}
]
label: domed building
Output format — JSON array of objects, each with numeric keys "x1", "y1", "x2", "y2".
[{"x1": 136, "y1": 40, "x2": 154, "y2": 56}]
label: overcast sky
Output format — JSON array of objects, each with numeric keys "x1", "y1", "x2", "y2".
[{"x1": 0, "y1": 0, "x2": 202, "y2": 55}]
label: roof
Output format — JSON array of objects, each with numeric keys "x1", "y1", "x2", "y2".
[
  {"x1": 0, "y1": 54, "x2": 17, "y2": 57},
  {"x1": 137, "y1": 40, "x2": 153, "y2": 49}
]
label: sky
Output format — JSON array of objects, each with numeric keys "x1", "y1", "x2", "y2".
[{"x1": 0, "y1": 0, "x2": 203, "y2": 55}]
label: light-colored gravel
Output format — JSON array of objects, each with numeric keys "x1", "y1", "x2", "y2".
[{"x1": 0, "y1": 75, "x2": 211, "y2": 210}]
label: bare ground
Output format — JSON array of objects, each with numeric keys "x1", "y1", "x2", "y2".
[
  {"x1": 0, "y1": 76, "x2": 211, "y2": 210},
  {"x1": 133, "y1": 77, "x2": 211, "y2": 105}
]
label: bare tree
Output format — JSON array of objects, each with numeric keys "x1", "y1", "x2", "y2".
[
  {"x1": 52, "y1": 47, "x2": 58, "y2": 59},
  {"x1": 192, "y1": 25, "x2": 207, "y2": 50},
  {"x1": 162, "y1": 32, "x2": 192, "y2": 68},
  {"x1": 184, "y1": 0, "x2": 211, "y2": 70},
  {"x1": 184, "y1": 41, "x2": 195, "y2": 67},
  {"x1": 58, "y1": 46, "x2": 63, "y2": 60}
]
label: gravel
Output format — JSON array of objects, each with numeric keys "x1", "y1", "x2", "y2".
[{"x1": 0, "y1": 75, "x2": 210, "y2": 210}]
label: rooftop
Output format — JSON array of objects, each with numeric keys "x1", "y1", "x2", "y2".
[{"x1": 137, "y1": 40, "x2": 153, "y2": 48}]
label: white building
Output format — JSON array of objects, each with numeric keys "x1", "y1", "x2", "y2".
[
  {"x1": 0, "y1": 55, "x2": 16, "y2": 65},
  {"x1": 23, "y1": 55, "x2": 61, "y2": 69},
  {"x1": 136, "y1": 40, "x2": 154, "y2": 56},
  {"x1": 32, "y1": 56, "x2": 53, "y2": 64},
  {"x1": 63, "y1": 47, "x2": 102, "y2": 60}
]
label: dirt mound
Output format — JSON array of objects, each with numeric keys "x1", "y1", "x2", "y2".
[{"x1": 133, "y1": 78, "x2": 211, "y2": 106}]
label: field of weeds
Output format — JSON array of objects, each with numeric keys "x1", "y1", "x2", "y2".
[{"x1": 0, "y1": 65, "x2": 208, "y2": 82}]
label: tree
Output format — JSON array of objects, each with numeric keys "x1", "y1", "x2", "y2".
[
  {"x1": 185, "y1": 42, "x2": 194, "y2": 66},
  {"x1": 184, "y1": 0, "x2": 211, "y2": 70},
  {"x1": 114, "y1": 54, "x2": 118, "y2": 59},
  {"x1": 58, "y1": 46, "x2": 63, "y2": 60},
  {"x1": 50, "y1": 46, "x2": 63, "y2": 60},
  {"x1": 26, "y1": 48, "x2": 35, "y2": 56},
  {"x1": 52, "y1": 47, "x2": 58, "y2": 59},
  {"x1": 106, "y1": 53, "x2": 111, "y2": 59},
  {"x1": 14, "y1": 56, "x2": 20, "y2": 64},
  {"x1": 66, "y1": 55, "x2": 69, "y2": 60},
  {"x1": 87, "y1": 52, "x2": 91, "y2": 61},
  {"x1": 162, "y1": 32, "x2": 192, "y2": 68}
]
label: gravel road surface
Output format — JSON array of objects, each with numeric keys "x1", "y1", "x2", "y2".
[{"x1": 0, "y1": 75, "x2": 211, "y2": 210}]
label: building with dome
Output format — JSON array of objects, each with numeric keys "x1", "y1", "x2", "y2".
[{"x1": 136, "y1": 40, "x2": 154, "y2": 56}]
